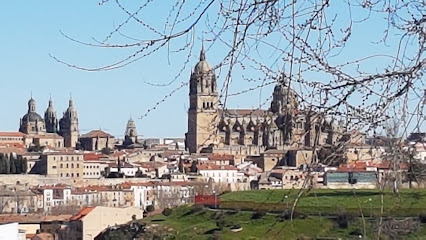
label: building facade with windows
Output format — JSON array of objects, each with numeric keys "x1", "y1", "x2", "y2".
[{"x1": 40, "y1": 152, "x2": 84, "y2": 179}]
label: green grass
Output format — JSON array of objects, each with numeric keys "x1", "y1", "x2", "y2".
[
  {"x1": 140, "y1": 205, "x2": 426, "y2": 239},
  {"x1": 220, "y1": 189, "x2": 426, "y2": 217}
]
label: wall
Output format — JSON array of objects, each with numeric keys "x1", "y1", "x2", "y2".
[
  {"x1": 82, "y1": 206, "x2": 143, "y2": 240},
  {"x1": 0, "y1": 222, "x2": 23, "y2": 240}
]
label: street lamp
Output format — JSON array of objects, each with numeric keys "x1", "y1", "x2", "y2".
[{"x1": 213, "y1": 190, "x2": 217, "y2": 209}]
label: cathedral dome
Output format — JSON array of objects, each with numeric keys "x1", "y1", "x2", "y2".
[
  {"x1": 22, "y1": 97, "x2": 43, "y2": 122},
  {"x1": 22, "y1": 112, "x2": 43, "y2": 122},
  {"x1": 193, "y1": 45, "x2": 212, "y2": 74},
  {"x1": 194, "y1": 60, "x2": 212, "y2": 74}
]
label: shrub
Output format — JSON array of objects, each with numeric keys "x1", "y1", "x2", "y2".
[
  {"x1": 162, "y1": 208, "x2": 173, "y2": 216},
  {"x1": 251, "y1": 210, "x2": 266, "y2": 219},
  {"x1": 216, "y1": 219, "x2": 226, "y2": 230},
  {"x1": 146, "y1": 205, "x2": 155, "y2": 213},
  {"x1": 420, "y1": 212, "x2": 426, "y2": 223},
  {"x1": 336, "y1": 210, "x2": 349, "y2": 228},
  {"x1": 191, "y1": 204, "x2": 204, "y2": 213},
  {"x1": 211, "y1": 211, "x2": 226, "y2": 220}
]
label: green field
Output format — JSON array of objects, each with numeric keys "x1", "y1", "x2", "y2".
[
  {"x1": 220, "y1": 189, "x2": 426, "y2": 217},
  {"x1": 139, "y1": 205, "x2": 426, "y2": 239}
]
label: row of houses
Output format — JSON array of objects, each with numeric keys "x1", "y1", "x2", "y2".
[{"x1": 0, "y1": 206, "x2": 142, "y2": 240}]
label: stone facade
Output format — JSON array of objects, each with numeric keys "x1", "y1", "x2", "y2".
[
  {"x1": 79, "y1": 130, "x2": 115, "y2": 151},
  {"x1": 185, "y1": 47, "x2": 342, "y2": 155},
  {"x1": 38, "y1": 152, "x2": 84, "y2": 179},
  {"x1": 18, "y1": 97, "x2": 79, "y2": 148}
]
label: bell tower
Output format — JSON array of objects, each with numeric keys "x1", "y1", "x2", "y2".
[
  {"x1": 186, "y1": 45, "x2": 219, "y2": 153},
  {"x1": 59, "y1": 97, "x2": 79, "y2": 148}
]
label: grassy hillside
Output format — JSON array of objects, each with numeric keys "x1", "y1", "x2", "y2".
[
  {"x1": 139, "y1": 205, "x2": 426, "y2": 239},
  {"x1": 220, "y1": 189, "x2": 426, "y2": 217}
]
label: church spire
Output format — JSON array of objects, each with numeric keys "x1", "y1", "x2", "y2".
[
  {"x1": 69, "y1": 93, "x2": 74, "y2": 108},
  {"x1": 200, "y1": 43, "x2": 206, "y2": 61}
]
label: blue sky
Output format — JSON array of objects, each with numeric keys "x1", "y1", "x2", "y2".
[{"x1": 0, "y1": 1, "x2": 422, "y2": 138}]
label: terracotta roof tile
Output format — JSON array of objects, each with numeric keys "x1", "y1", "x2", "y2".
[
  {"x1": 81, "y1": 130, "x2": 114, "y2": 138},
  {"x1": 70, "y1": 206, "x2": 95, "y2": 221},
  {"x1": 0, "y1": 132, "x2": 26, "y2": 137}
]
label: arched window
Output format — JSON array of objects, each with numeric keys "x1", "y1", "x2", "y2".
[{"x1": 71, "y1": 163, "x2": 74, "y2": 168}]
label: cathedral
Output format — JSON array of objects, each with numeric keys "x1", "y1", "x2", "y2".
[
  {"x1": 185, "y1": 46, "x2": 342, "y2": 155},
  {"x1": 19, "y1": 97, "x2": 79, "y2": 148}
]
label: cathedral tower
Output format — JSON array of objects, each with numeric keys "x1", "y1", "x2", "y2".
[
  {"x1": 19, "y1": 97, "x2": 46, "y2": 134},
  {"x1": 44, "y1": 97, "x2": 58, "y2": 133},
  {"x1": 124, "y1": 117, "x2": 138, "y2": 145},
  {"x1": 59, "y1": 97, "x2": 79, "y2": 148},
  {"x1": 186, "y1": 45, "x2": 219, "y2": 153}
]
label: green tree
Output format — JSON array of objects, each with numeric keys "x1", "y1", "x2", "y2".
[
  {"x1": 146, "y1": 205, "x2": 155, "y2": 213},
  {"x1": 4, "y1": 154, "x2": 10, "y2": 174},
  {"x1": 101, "y1": 148, "x2": 113, "y2": 155},
  {"x1": 22, "y1": 157, "x2": 28, "y2": 173},
  {"x1": 0, "y1": 154, "x2": 5, "y2": 174},
  {"x1": 10, "y1": 155, "x2": 16, "y2": 174}
]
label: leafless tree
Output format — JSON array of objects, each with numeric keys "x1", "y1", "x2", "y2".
[{"x1": 52, "y1": 0, "x2": 425, "y2": 238}]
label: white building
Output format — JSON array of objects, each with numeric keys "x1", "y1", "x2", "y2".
[
  {"x1": 198, "y1": 163, "x2": 243, "y2": 183},
  {"x1": 0, "y1": 223, "x2": 26, "y2": 240},
  {"x1": 83, "y1": 161, "x2": 108, "y2": 179}
]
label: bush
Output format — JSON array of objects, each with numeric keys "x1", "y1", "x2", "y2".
[
  {"x1": 191, "y1": 204, "x2": 204, "y2": 213},
  {"x1": 216, "y1": 219, "x2": 226, "y2": 230},
  {"x1": 251, "y1": 210, "x2": 266, "y2": 219},
  {"x1": 211, "y1": 211, "x2": 226, "y2": 220},
  {"x1": 420, "y1": 212, "x2": 426, "y2": 223},
  {"x1": 162, "y1": 208, "x2": 173, "y2": 216},
  {"x1": 336, "y1": 211, "x2": 349, "y2": 228},
  {"x1": 146, "y1": 205, "x2": 155, "y2": 213}
]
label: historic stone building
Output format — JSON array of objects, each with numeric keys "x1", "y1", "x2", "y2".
[
  {"x1": 58, "y1": 98, "x2": 79, "y2": 148},
  {"x1": 19, "y1": 97, "x2": 46, "y2": 134},
  {"x1": 18, "y1": 97, "x2": 79, "y2": 148},
  {"x1": 120, "y1": 117, "x2": 144, "y2": 149},
  {"x1": 185, "y1": 45, "x2": 219, "y2": 153},
  {"x1": 185, "y1": 47, "x2": 342, "y2": 155}
]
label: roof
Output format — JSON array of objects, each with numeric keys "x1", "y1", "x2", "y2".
[
  {"x1": 22, "y1": 112, "x2": 43, "y2": 122},
  {"x1": 0, "y1": 132, "x2": 26, "y2": 137},
  {"x1": 37, "y1": 184, "x2": 71, "y2": 190},
  {"x1": 70, "y1": 206, "x2": 95, "y2": 221},
  {"x1": 31, "y1": 232, "x2": 54, "y2": 240},
  {"x1": 0, "y1": 214, "x2": 72, "y2": 224},
  {"x1": 83, "y1": 153, "x2": 108, "y2": 161},
  {"x1": 219, "y1": 109, "x2": 268, "y2": 117},
  {"x1": 81, "y1": 130, "x2": 114, "y2": 139},
  {"x1": 208, "y1": 154, "x2": 234, "y2": 161},
  {"x1": 198, "y1": 163, "x2": 237, "y2": 171},
  {"x1": 135, "y1": 161, "x2": 167, "y2": 170},
  {"x1": 43, "y1": 151, "x2": 83, "y2": 156},
  {"x1": 31, "y1": 133, "x2": 63, "y2": 139}
]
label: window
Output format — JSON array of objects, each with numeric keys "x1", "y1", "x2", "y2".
[
  {"x1": 77, "y1": 173, "x2": 79, "y2": 177},
  {"x1": 66, "y1": 164, "x2": 69, "y2": 168},
  {"x1": 77, "y1": 164, "x2": 79, "y2": 168},
  {"x1": 71, "y1": 164, "x2": 74, "y2": 168},
  {"x1": 71, "y1": 173, "x2": 74, "y2": 177},
  {"x1": 60, "y1": 164, "x2": 63, "y2": 168}
]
